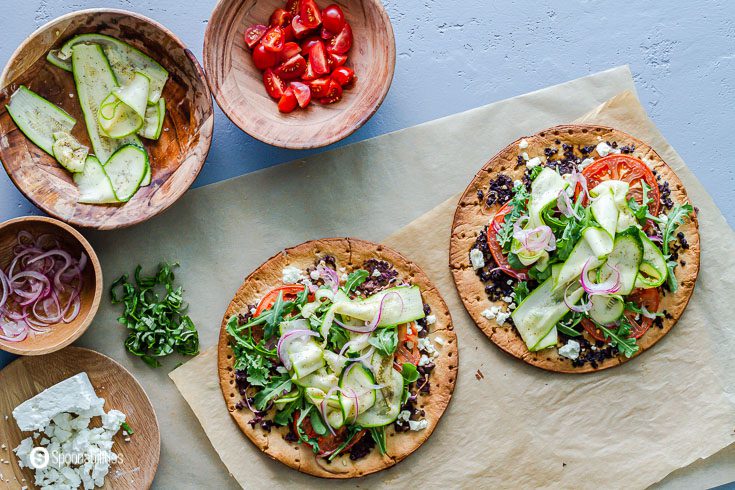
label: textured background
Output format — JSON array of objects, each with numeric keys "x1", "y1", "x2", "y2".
[{"x1": 0, "y1": 0, "x2": 733, "y2": 488}]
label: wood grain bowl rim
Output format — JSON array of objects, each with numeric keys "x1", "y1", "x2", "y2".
[
  {"x1": 0, "y1": 8, "x2": 215, "y2": 230},
  {"x1": 0, "y1": 216, "x2": 103, "y2": 356},
  {"x1": 203, "y1": 0, "x2": 396, "y2": 149},
  {"x1": 2, "y1": 346, "x2": 162, "y2": 489}
]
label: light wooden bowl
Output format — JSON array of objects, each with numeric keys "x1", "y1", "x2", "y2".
[
  {"x1": 0, "y1": 216, "x2": 102, "y2": 356},
  {"x1": 0, "y1": 347, "x2": 160, "y2": 489},
  {"x1": 0, "y1": 9, "x2": 214, "y2": 230},
  {"x1": 204, "y1": 0, "x2": 396, "y2": 149}
]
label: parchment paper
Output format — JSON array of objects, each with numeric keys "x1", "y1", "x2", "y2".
[{"x1": 74, "y1": 66, "x2": 735, "y2": 488}]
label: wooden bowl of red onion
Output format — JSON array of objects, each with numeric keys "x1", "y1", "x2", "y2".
[{"x1": 0, "y1": 216, "x2": 102, "y2": 355}]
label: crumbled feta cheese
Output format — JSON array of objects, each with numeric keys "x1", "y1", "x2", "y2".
[
  {"x1": 408, "y1": 419, "x2": 429, "y2": 431},
  {"x1": 418, "y1": 338, "x2": 437, "y2": 356},
  {"x1": 371, "y1": 269, "x2": 381, "y2": 277},
  {"x1": 397, "y1": 410, "x2": 411, "y2": 423},
  {"x1": 309, "y1": 270, "x2": 320, "y2": 281},
  {"x1": 418, "y1": 354, "x2": 431, "y2": 367},
  {"x1": 518, "y1": 138, "x2": 529, "y2": 149},
  {"x1": 526, "y1": 157, "x2": 542, "y2": 168},
  {"x1": 425, "y1": 314, "x2": 436, "y2": 325},
  {"x1": 481, "y1": 305, "x2": 510, "y2": 324},
  {"x1": 501, "y1": 296, "x2": 513, "y2": 303},
  {"x1": 521, "y1": 152, "x2": 530, "y2": 161},
  {"x1": 406, "y1": 325, "x2": 413, "y2": 336},
  {"x1": 579, "y1": 157, "x2": 595, "y2": 170},
  {"x1": 469, "y1": 248, "x2": 485, "y2": 270},
  {"x1": 513, "y1": 179, "x2": 523, "y2": 188},
  {"x1": 340, "y1": 273, "x2": 348, "y2": 282},
  {"x1": 506, "y1": 280, "x2": 513, "y2": 286},
  {"x1": 405, "y1": 341, "x2": 414, "y2": 350},
  {"x1": 595, "y1": 142, "x2": 619, "y2": 157},
  {"x1": 496, "y1": 310, "x2": 511, "y2": 325},
  {"x1": 558, "y1": 340, "x2": 581, "y2": 360},
  {"x1": 508, "y1": 302, "x2": 516, "y2": 310},
  {"x1": 281, "y1": 266, "x2": 303, "y2": 284},
  {"x1": 415, "y1": 323, "x2": 423, "y2": 332}
]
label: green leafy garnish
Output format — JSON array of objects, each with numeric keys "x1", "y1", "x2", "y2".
[
  {"x1": 369, "y1": 327, "x2": 398, "y2": 356},
  {"x1": 327, "y1": 426, "x2": 363, "y2": 461},
  {"x1": 110, "y1": 262, "x2": 199, "y2": 368},
  {"x1": 309, "y1": 410, "x2": 328, "y2": 436},
  {"x1": 661, "y1": 203, "x2": 694, "y2": 291},
  {"x1": 344, "y1": 269, "x2": 369, "y2": 292},
  {"x1": 121, "y1": 422, "x2": 134, "y2": 435},
  {"x1": 506, "y1": 252, "x2": 525, "y2": 271},
  {"x1": 512, "y1": 281, "x2": 530, "y2": 304},
  {"x1": 598, "y1": 320, "x2": 639, "y2": 358},
  {"x1": 252, "y1": 373, "x2": 292, "y2": 411},
  {"x1": 274, "y1": 399, "x2": 300, "y2": 426},
  {"x1": 496, "y1": 182, "x2": 530, "y2": 251},
  {"x1": 400, "y1": 363, "x2": 420, "y2": 385},
  {"x1": 628, "y1": 181, "x2": 653, "y2": 222},
  {"x1": 369, "y1": 427, "x2": 387, "y2": 455}
]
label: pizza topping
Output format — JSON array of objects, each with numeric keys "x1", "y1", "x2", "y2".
[
  {"x1": 471, "y1": 140, "x2": 695, "y2": 368},
  {"x1": 227, "y1": 256, "x2": 440, "y2": 461}
]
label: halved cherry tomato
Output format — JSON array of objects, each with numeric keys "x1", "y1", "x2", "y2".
[
  {"x1": 263, "y1": 69, "x2": 286, "y2": 99},
  {"x1": 321, "y1": 4, "x2": 345, "y2": 34},
  {"x1": 320, "y1": 26, "x2": 334, "y2": 40},
  {"x1": 278, "y1": 87, "x2": 298, "y2": 113},
  {"x1": 318, "y1": 78, "x2": 342, "y2": 104},
  {"x1": 286, "y1": 0, "x2": 300, "y2": 16},
  {"x1": 282, "y1": 24, "x2": 296, "y2": 42},
  {"x1": 301, "y1": 60, "x2": 317, "y2": 81},
  {"x1": 275, "y1": 54, "x2": 307, "y2": 80},
  {"x1": 309, "y1": 77, "x2": 331, "y2": 97},
  {"x1": 252, "y1": 44, "x2": 279, "y2": 69},
  {"x1": 328, "y1": 52, "x2": 347, "y2": 69},
  {"x1": 327, "y1": 23, "x2": 352, "y2": 54},
  {"x1": 244, "y1": 24, "x2": 267, "y2": 49},
  {"x1": 293, "y1": 412, "x2": 366, "y2": 456},
  {"x1": 290, "y1": 81, "x2": 312, "y2": 108},
  {"x1": 280, "y1": 41, "x2": 301, "y2": 61},
  {"x1": 299, "y1": 0, "x2": 322, "y2": 29},
  {"x1": 300, "y1": 36, "x2": 322, "y2": 55},
  {"x1": 261, "y1": 26, "x2": 285, "y2": 53},
  {"x1": 291, "y1": 15, "x2": 312, "y2": 38},
  {"x1": 269, "y1": 8, "x2": 293, "y2": 27},
  {"x1": 580, "y1": 288, "x2": 661, "y2": 342},
  {"x1": 331, "y1": 66, "x2": 354, "y2": 86},
  {"x1": 309, "y1": 40, "x2": 329, "y2": 75},
  {"x1": 579, "y1": 155, "x2": 660, "y2": 216},
  {"x1": 485, "y1": 202, "x2": 529, "y2": 280},
  {"x1": 254, "y1": 284, "x2": 307, "y2": 316}
]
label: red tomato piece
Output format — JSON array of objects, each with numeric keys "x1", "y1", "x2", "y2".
[
  {"x1": 331, "y1": 66, "x2": 354, "y2": 86},
  {"x1": 282, "y1": 24, "x2": 296, "y2": 42},
  {"x1": 244, "y1": 24, "x2": 267, "y2": 49},
  {"x1": 309, "y1": 77, "x2": 331, "y2": 98},
  {"x1": 327, "y1": 23, "x2": 352, "y2": 54},
  {"x1": 328, "y1": 52, "x2": 347, "y2": 69},
  {"x1": 290, "y1": 81, "x2": 312, "y2": 108},
  {"x1": 309, "y1": 40, "x2": 329, "y2": 75},
  {"x1": 300, "y1": 36, "x2": 322, "y2": 55},
  {"x1": 299, "y1": 0, "x2": 322, "y2": 29},
  {"x1": 263, "y1": 69, "x2": 286, "y2": 99},
  {"x1": 624, "y1": 288, "x2": 661, "y2": 339},
  {"x1": 278, "y1": 87, "x2": 298, "y2": 113},
  {"x1": 254, "y1": 284, "x2": 306, "y2": 316},
  {"x1": 275, "y1": 54, "x2": 307, "y2": 80},
  {"x1": 484, "y1": 202, "x2": 529, "y2": 280},
  {"x1": 292, "y1": 413, "x2": 366, "y2": 456},
  {"x1": 281, "y1": 41, "x2": 301, "y2": 61},
  {"x1": 252, "y1": 44, "x2": 279, "y2": 70},
  {"x1": 285, "y1": 0, "x2": 300, "y2": 16},
  {"x1": 321, "y1": 4, "x2": 345, "y2": 34},
  {"x1": 261, "y1": 26, "x2": 285, "y2": 53},
  {"x1": 301, "y1": 60, "x2": 317, "y2": 81},
  {"x1": 318, "y1": 79, "x2": 343, "y2": 104},
  {"x1": 291, "y1": 15, "x2": 312, "y2": 38},
  {"x1": 269, "y1": 8, "x2": 293, "y2": 27},
  {"x1": 320, "y1": 26, "x2": 334, "y2": 40}
]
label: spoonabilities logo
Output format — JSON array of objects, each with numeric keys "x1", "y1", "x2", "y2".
[{"x1": 29, "y1": 447, "x2": 49, "y2": 469}]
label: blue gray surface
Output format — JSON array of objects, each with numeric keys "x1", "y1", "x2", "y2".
[{"x1": 0, "y1": 1, "x2": 733, "y2": 488}]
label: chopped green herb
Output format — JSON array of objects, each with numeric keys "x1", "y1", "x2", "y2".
[
  {"x1": 513, "y1": 281, "x2": 530, "y2": 304},
  {"x1": 598, "y1": 320, "x2": 639, "y2": 358},
  {"x1": 369, "y1": 327, "x2": 398, "y2": 356},
  {"x1": 121, "y1": 422, "x2": 134, "y2": 435},
  {"x1": 496, "y1": 182, "x2": 530, "y2": 251}
]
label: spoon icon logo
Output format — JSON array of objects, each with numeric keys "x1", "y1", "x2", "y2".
[{"x1": 29, "y1": 447, "x2": 49, "y2": 469}]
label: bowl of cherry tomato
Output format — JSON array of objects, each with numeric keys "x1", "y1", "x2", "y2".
[{"x1": 203, "y1": 0, "x2": 395, "y2": 149}]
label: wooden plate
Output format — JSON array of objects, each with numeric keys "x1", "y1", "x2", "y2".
[
  {"x1": 204, "y1": 0, "x2": 396, "y2": 149},
  {"x1": 0, "y1": 347, "x2": 160, "y2": 488},
  {"x1": 0, "y1": 9, "x2": 214, "y2": 230},
  {"x1": 0, "y1": 216, "x2": 102, "y2": 356}
]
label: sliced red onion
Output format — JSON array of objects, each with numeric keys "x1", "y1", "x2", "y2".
[
  {"x1": 579, "y1": 259, "x2": 621, "y2": 295},
  {"x1": 567, "y1": 169, "x2": 590, "y2": 200},
  {"x1": 321, "y1": 387, "x2": 339, "y2": 436},
  {"x1": 513, "y1": 220, "x2": 556, "y2": 253},
  {"x1": 564, "y1": 283, "x2": 590, "y2": 313},
  {"x1": 647, "y1": 234, "x2": 663, "y2": 243},
  {"x1": 640, "y1": 306, "x2": 658, "y2": 319},
  {"x1": 277, "y1": 329, "x2": 320, "y2": 370},
  {"x1": 334, "y1": 292, "x2": 403, "y2": 334},
  {"x1": 557, "y1": 189, "x2": 582, "y2": 220},
  {"x1": 317, "y1": 264, "x2": 340, "y2": 294}
]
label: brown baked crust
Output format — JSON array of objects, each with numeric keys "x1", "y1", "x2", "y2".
[
  {"x1": 218, "y1": 238, "x2": 458, "y2": 478},
  {"x1": 449, "y1": 124, "x2": 700, "y2": 373}
]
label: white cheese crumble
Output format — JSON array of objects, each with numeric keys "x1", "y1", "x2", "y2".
[
  {"x1": 469, "y1": 248, "x2": 485, "y2": 270},
  {"x1": 579, "y1": 157, "x2": 595, "y2": 170},
  {"x1": 371, "y1": 269, "x2": 381, "y2": 277},
  {"x1": 434, "y1": 337, "x2": 445, "y2": 346},
  {"x1": 425, "y1": 314, "x2": 436, "y2": 325},
  {"x1": 408, "y1": 419, "x2": 429, "y2": 431},
  {"x1": 596, "y1": 142, "x2": 620, "y2": 157},
  {"x1": 340, "y1": 273, "x2": 348, "y2": 282},
  {"x1": 558, "y1": 339, "x2": 581, "y2": 360},
  {"x1": 521, "y1": 152, "x2": 530, "y2": 161},
  {"x1": 309, "y1": 270, "x2": 320, "y2": 281},
  {"x1": 526, "y1": 157, "x2": 542, "y2": 168},
  {"x1": 281, "y1": 266, "x2": 303, "y2": 284},
  {"x1": 397, "y1": 410, "x2": 410, "y2": 423},
  {"x1": 481, "y1": 306, "x2": 510, "y2": 325},
  {"x1": 518, "y1": 138, "x2": 529, "y2": 149}
]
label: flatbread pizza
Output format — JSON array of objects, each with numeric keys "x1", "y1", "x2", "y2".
[
  {"x1": 218, "y1": 238, "x2": 457, "y2": 478},
  {"x1": 450, "y1": 124, "x2": 699, "y2": 373}
]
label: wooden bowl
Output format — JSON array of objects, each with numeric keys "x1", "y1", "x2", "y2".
[
  {"x1": 0, "y1": 9, "x2": 214, "y2": 230},
  {"x1": 0, "y1": 347, "x2": 160, "y2": 488},
  {"x1": 204, "y1": 0, "x2": 395, "y2": 149},
  {"x1": 0, "y1": 216, "x2": 102, "y2": 355}
]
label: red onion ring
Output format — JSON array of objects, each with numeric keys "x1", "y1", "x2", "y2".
[
  {"x1": 640, "y1": 306, "x2": 658, "y2": 319},
  {"x1": 317, "y1": 264, "x2": 340, "y2": 294},
  {"x1": 277, "y1": 329, "x2": 320, "y2": 370},
  {"x1": 579, "y1": 259, "x2": 621, "y2": 295},
  {"x1": 513, "y1": 220, "x2": 557, "y2": 253},
  {"x1": 333, "y1": 292, "x2": 404, "y2": 334},
  {"x1": 557, "y1": 189, "x2": 582, "y2": 220},
  {"x1": 563, "y1": 283, "x2": 590, "y2": 313}
]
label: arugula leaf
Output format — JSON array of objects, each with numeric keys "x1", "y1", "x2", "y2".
[
  {"x1": 368, "y1": 327, "x2": 398, "y2": 356},
  {"x1": 529, "y1": 165, "x2": 544, "y2": 180},
  {"x1": 496, "y1": 183, "x2": 530, "y2": 251},
  {"x1": 274, "y1": 399, "x2": 300, "y2": 426},
  {"x1": 628, "y1": 181, "x2": 652, "y2": 222},
  {"x1": 110, "y1": 262, "x2": 200, "y2": 368},
  {"x1": 309, "y1": 410, "x2": 328, "y2": 436},
  {"x1": 401, "y1": 363, "x2": 420, "y2": 385},
  {"x1": 327, "y1": 323, "x2": 350, "y2": 352},
  {"x1": 556, "y1": 311, "x2": 584, "y2": 337},
  {"x1": 528, "y1": 264, "x2": 552, "y2": 282},
  {"x1": 252, "y1": 373, "x2": 292, "y2": 411},
  {"x1": 295, "y1": 407, "x2": 320, "y2": 454},
  {"x1": 327, "y1": 426, "x2": 363, "y2": 461},
  {"x1": 233, "y1": 347, "x2": 272, "y2": 387},
  {"x1": 513, "y1": 281, "x2": 530, "y2": 304},
  {"x1": 598, "y1": 321, "x2": 639, "y2": 358},
  {"x1": 662, "y1": 203, "x2": 694, "y2": 255},
  {"x1": 506, "y1": 252, "x2": 525, "y2": 271},
  {"x1": 369, "y1": 427, "x2": 387, "y2": 455},
  {"x1": 344, "y1": 269, "x2": 369, "y2": 293}
]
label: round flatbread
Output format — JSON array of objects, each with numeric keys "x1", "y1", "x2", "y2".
[
  {"x1": 218, "y1": 238, "x2": 458, "y2": 478},
  {"x1": 450, "y1": 124, "x2": 700, "y2": 373}
]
